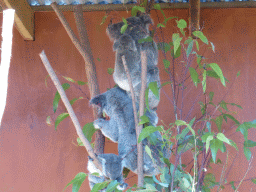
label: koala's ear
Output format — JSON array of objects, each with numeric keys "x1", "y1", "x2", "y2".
[
  {"x1": 139, "y1": 14, "x2": 153, "y2": 25},
  {"x1": 106, "y1": 22, "x2": 123, "y2": 42},
  {"x1": 90, "y1": 95, "x2": 106, "y2": 108}
]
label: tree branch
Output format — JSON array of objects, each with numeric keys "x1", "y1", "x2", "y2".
[
  {"x1": 121, "y1": 53, "x2": 145, "y2": 187},
  {"x1": 39, "y1": 50, "x2": 102, "y2": 171},
  {"x1": 51, "y1": 2, "x2": 105, "y2": 154}
]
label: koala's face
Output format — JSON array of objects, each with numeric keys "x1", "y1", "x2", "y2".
[
  {"x1": 106, "y1": 14, "x2": 153, "y2": 42},
  {"x1": 90, "y1": 87, "x2": 128, "y2": 118}
]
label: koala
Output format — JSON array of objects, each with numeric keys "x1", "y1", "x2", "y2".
[
  {"x1": 87, "y1": 153, "x2": 128, "y2": 191},
  {"x1": 90, "y1": 87, "x2": 169, "y2": 176},
  {"x1": 106, "y1": 14, "x2": 153, "y2": 42},
  {"x1": 106, "y1": 14, "x2": 160, "y2": 110}
]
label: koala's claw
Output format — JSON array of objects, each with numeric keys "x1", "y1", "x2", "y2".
[{"x1": 93, "y1": 118, "x2": 105, "y2": 129}]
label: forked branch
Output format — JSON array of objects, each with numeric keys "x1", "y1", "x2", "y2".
[{"x1": 51, "y1": 2, "x2": 105, "y2": 154}]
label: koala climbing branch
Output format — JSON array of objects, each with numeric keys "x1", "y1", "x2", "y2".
[
  {"x1": 39, "y1": 50, "x2": 102, "y2": 171},
  {"x1": 51, "y1": 2, "x2": 105, "y2": 155}
]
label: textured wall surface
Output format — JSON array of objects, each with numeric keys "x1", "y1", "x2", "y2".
[{"x1": 0, "y1": 8, "x2": 256, "y2": 191}]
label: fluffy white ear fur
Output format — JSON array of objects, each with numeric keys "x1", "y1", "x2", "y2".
[{"x1": 87, "y1": 159, "x2": 103, "y2": 176}]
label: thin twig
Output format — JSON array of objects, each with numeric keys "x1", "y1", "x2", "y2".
[{"x1": 235, "y1": 156, "x2": 253, "y2": 192}]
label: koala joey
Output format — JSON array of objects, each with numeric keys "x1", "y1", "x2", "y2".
[
  {"x1": 107, "y1": 14, "x2": 160, "y2": 110},
  {"x1": 90, "y1": 87, "x2": 169, "y2": 176},
  {"x1": 87, "y1": 153, "x2": 128, "y2": 191}
]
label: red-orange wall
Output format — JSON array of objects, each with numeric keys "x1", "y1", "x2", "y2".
[{"x1": 1, "y1": 8, "x2": 256, "y2": 191}]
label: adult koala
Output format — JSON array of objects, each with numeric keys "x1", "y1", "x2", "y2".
[
  {"x1": 87, "y1": 153, "x2": 128, "y2": 191},
  {"x1": 106, "y1": 14, "x2": 160, "y2": 110},
  {"x1": 90, "y1": 87, "x2": 169, "y2": 176}
]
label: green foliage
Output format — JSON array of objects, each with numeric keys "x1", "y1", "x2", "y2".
[
  {"x1": 77, "y1": 122, "x2": 96, "y2": 145},
  {"x1": 107, "y1": 68, "x2": 114, "y2": 75},
  {"x1": 64, "y1": 172, "x2": 87, "y2": 192},
  {"x1": 138, "y1": 126, "x2": 163, "y2": 143},
  {"x1": 131, "y1": 6, "x2": 145, "y2": 17},
  {"x1": 189, "y1": 67, "x2": 199, "y2": 87},
  {"x1": 53, "y1": 83, "x2": 70, "y2": 113},
  {"x1": 55, "y1": 113, "x2": 69, "y2": 131},
  {"x1": 148, "y1": 81, "x2": 159, "y2": 100}
]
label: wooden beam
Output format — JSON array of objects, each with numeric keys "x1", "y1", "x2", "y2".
[
  {"x1": 190, "y1": 0, "x2": 200, "y2": 37},
  {"x1": 0, "y1": 0, "x2": 34, "y2": 40},
  {"x1": 30, "y1": 2, "x2": 256, "y2": 12}
]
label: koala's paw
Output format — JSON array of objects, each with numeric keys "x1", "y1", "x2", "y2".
[
  {"x1": 117, "y1": 183, "x2": 128, "y2": 191},
  {"x1": 93, "y1": 118, "x2": 105, "y2": 129}
]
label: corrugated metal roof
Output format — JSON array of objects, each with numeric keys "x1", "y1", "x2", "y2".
[{"x1": 28, "y1": 0, "x2": 253, "y2": 6}]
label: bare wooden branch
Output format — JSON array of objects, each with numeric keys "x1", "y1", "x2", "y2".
[
  {"x1": 73, "y1": 4, "x2": 105, "y2": 155},
  {"x1": 121, "y1": 52, "x2": 146, "y2": 187},
  {"x1": 39, "y1": 50, "x2": 102, "y2": 171},
  {"x1": 189, "y1": 0, "x2": 200, "y2": 38},
  {"x1": 51, "y1": 2, "x2": 105, "y2": 154},
  {"x1": 137, "y1": 51, "x2": 148, "y2": 187}
]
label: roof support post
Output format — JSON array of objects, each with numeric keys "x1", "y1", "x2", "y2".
[
  {"x1": 0, "y1": 0, "x2": 34, "y2": 40},
  {"x1": 189, "y1": 0, "x2": 200, "y2": 38}
]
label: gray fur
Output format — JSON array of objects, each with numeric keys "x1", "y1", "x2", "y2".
[
  {"x1": 90, "y1": 87, "x2": 168, "y2": 176},
  {"x1": 87, "y1": 154, "x2": 128, "y2": 191},
  {"x1": 106, "y1": 14, "x2": 160, "y2": 110}
]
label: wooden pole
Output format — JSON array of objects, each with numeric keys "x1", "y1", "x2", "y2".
[{"x1": 189, "y1": 0, "x2": 200, "y2": 38}]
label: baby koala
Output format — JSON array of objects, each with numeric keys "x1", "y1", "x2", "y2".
[
  {"x1": 87, "y1": 153, "x2": 128, "y2": 191},
  {"x1": 90, "y1": 87, "x2": 168, "y2": 176}
]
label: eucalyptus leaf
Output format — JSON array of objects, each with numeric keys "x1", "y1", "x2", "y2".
[
  {"x1": 209, "y1": 63, "x2": 225, "y2": 87},
  {"x1": 175, "y1": 120, "x2": 195, "y2": 136},
  {"x1": 106, "y1": 180, "x2": 119, "y2": 192},
  {"x1": 243, "y1": 146, "x2": 251, "y2": 161},
  {"x1": 176, "y1": 19, "x2": 187, "y2": 29},
  {"x1": 202, "y1": 70, "x2": 207, "y2": 93},
  {"x1": 121, "y1": 24, "x2": 128, "y2": 34},
  {"x1": 244, "y1": 140, "x2": 256, "y2": 148},
  {"x1": 189, "y1": 67, "x2": 199, "y2": 87},
  {"x1": 107, "y1": 68, "x2": 114, "y2": 75},
  {"x1": 192, "y1": 31, "x2": 208, "y2": 44},
  {"x1": 216, "y1": 133, "x2": 231, "y2": 145},
  {"x1": 138, "y1": 126, "x2": 162, "y2": 143},
  {"x1": 53, "y1": 83, "x2": 70, "y2": 113},
  {"x1": 149, "y1": 81, "x2": 159, "y2": 100},
  {"x1": 163, "y1": 59, "x2": 170, "y2": 69},
  {"x1": 186, "y1": 40, "x2": 194, "y2": 58},
  {"x1": 64, "y1": 172, "x2": 87, "y2": 192},
  {"x1": 172, "y1": 33, "x2": 182, "y2": 55},
  {"x1": 139, "y1": 115, "x2": 150, "y2": 125},
  {"x1": 55, "y1": 113, "x2": 69, "y2": 131}
]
